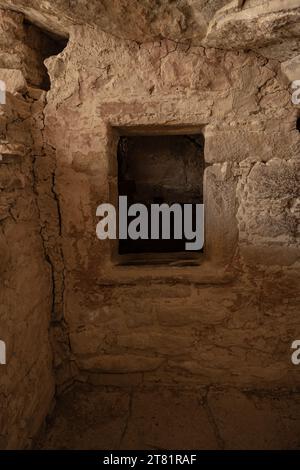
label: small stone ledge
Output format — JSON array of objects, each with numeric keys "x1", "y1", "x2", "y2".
[
  {"x1": 0, "y1": 142, "x2": 26, "y2": 163},
  {"x1": 94, "y1": 262, "x2": 236, "y2": 286}
]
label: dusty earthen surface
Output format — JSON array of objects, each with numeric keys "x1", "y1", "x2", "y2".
[
  {"x1": 0, "y1": 1, "x2": 300, "y2": 450},
  {"x1": 35, "y1": 382, "x2": 300, "y2": 450}
]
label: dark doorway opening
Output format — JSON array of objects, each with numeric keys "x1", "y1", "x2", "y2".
[
  {"x1": 23, "y1": 19, "x2": 68, "y2": 91},
  {"x1": 117, "y1": 134, "x2": 204, "y2": 256}
]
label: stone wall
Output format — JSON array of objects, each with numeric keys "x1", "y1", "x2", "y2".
[
  {"x1": 0, "y1": 10, "x2": 62, "y2": 449},
  {"x1": 1, "y1": 4, "x2": 300, "y2": 449},
  {"x1": 42, "y1": 26, "x2": 300, "y2": 391}
]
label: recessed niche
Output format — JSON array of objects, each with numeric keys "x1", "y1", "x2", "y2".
[{"x1": 117, "y1": 134, "x2": 205, "y2": 257}]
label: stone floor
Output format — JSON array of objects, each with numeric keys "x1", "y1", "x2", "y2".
[{"x1": 36, "y1": 382, "x2": 300, "y2": 450}]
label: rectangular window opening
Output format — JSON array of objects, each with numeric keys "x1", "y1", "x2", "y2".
[{"x1": 117, "y1": 133, "x2": 205, "y2": 265}]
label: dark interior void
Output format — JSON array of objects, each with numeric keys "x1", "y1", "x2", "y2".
[
  {"x1": 117, "y1": 134, "x2": 204, "y2": 255},
  {"x1": 297, "y1": 117, "x2": 300, "y2": 132},
  {"x1": 23, "y1": 19, "x2": 68, "y2": 90}
]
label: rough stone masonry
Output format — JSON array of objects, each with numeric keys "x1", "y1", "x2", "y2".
[{"x1": 0, "y1": 0, "x2": 300, "y2": 450}]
